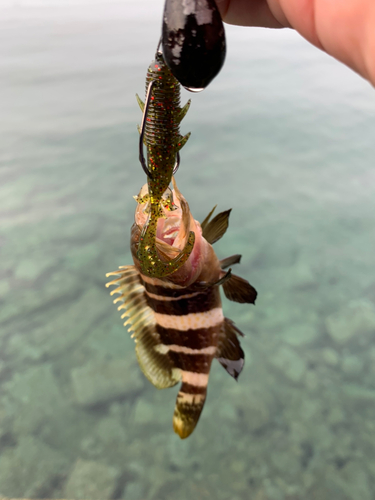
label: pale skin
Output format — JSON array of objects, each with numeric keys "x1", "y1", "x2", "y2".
[{"x1": 216, "y1": 0, "x2": 375, "y2": 86}]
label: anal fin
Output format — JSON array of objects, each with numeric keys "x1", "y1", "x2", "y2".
[{"x1": 216, "y1": 318, "x2": 245, "y2": 380}]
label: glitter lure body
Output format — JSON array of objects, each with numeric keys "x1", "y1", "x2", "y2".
[{"x1": 136, "y1": 52, "x2": 194, "y2": 278}]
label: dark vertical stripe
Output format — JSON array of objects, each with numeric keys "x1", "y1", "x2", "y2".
[
  {"x1": 145, "y1": 289, "x2": 220, "y2": 315},
  {"x1": 179, "y1": 382, "x2": 207, "y2": 395},
  {"x1": 168, "y1": 351, "x2": 211, "y2": 373},
  {"x1": 156, "y1": 325, "x2": 220, "y2": 349},
  {"x1": 141, "y1": 279, "x2": 187, "y2": 297}
]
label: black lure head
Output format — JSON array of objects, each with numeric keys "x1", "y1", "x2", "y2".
[{"x1": 162, "y1": 0, "x2": 226, "y2": 91}]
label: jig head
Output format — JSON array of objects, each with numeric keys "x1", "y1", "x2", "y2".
[{"x1": 162, "y1": 0, "x2": 226, "y2": 91}]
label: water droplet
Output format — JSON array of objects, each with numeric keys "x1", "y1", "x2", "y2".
[{"x1": 184, "y1": 86, "x2": 205, "y2": 93}]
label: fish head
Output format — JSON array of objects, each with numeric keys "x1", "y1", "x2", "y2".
[{"x1": 132, "y1": 178, "x2": 208, "y2": 286}]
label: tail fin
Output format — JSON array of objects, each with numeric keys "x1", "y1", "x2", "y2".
[{"x1": 173, "y1": 382, "x2": 207, "y2": 439}]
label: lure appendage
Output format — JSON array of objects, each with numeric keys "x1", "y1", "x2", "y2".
[{"x1": 138, "y1": 214, "x2": 195, "y2": 278}]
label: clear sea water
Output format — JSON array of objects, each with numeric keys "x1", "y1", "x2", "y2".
[{"x1": 1, "y1": 1, "x2": 375, "y2": 499}]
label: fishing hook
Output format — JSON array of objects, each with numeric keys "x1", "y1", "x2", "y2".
[{"x1": 138, "y1": 80, "x2": 154, "y2": 180}]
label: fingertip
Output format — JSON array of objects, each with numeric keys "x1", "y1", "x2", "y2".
[{"x1": 216, "y1": 0, "x2": 287, "y2": 28}]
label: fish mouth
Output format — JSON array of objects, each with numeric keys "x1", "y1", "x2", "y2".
[{"x1": 157, "y1": 218, "x2": 181, "y2": 247}]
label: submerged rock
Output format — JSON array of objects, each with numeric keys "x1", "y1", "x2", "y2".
[
  {"x1": 80, "y1": 416, "x2": 129, "y2": 463},
  {"x1": 123, "y1": 480, "x2": 146, "y2": 500},
  {"x1": 343, "y1": 384, "x2": 375, "y2": 404},
  {"x1": 322, "y1": 348, "x2": 340, "y2": 367},
  {"x1": 222, "y1": 381, "x2": 276, "y2": 433},
  {"x1": 341, "y1": 355, "x2": 364, "y2": 376},
  {"x1": 325, "y1": 300, "x2": 375, "y2": 344},
  {"x1": 0, "y1": 279, "x2": 10, "y2": 300},
  {"x1": 3, "y1": 364, "x2": 65, "y2": 435},
  {"x1": 281, "y1": 323, "x2": 320, "y2": 347},
  {"x1": 0, "y1": 436, "x2": 68, "y2": 498},
  {"x1": 310, "y1": 463, "x2": 372, "y2": 500},
  {"x1": 13, "y1": 255, "x2": 56, "y2": 281},
  {"x1": 270, "y1": 346, "x2": 307, "y2": 383},
  {"x1": 63, "y1": 459, "x2": 120, "y2": 499},
  {"x1": 71, "y1": 358, "x2": 144, "y2": 407},
  {"x1": 6, "y1": 288, "x2": 112, "y2": 363},
  {"x1": 0, "y1": 269, "x2": 84, "y2": 325},
  {"x1": 289, "y1": 260, "x2": 318, "y2": 290},
  {"x1": 237, "y1": 388, "x2": 273, "y2": 432}
]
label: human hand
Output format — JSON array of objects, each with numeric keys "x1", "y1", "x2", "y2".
[{"x1": 216, "y1": 0, "x2": 375, "y2": 86}]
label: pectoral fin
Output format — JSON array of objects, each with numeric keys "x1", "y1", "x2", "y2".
[
  {"x1": 202, "y1": 209, "x2": 231, "y2": 245},
  {"x1": 222, "y1": 273, "x2": 257, "y2": 304},
  {"x1": 216, "y1": 318, "x2": 245, "y2": 380},
  {"x1": 106, "y1": 265, "x2": 180, "y2": 389}
]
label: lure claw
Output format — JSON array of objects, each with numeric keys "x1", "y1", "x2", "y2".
[
  {"x1": 177, "y1": 100, "x2": 191, "y2": 122},
  {"x1": 136, "y1": 94, "x2": 145, "y2": 112}
]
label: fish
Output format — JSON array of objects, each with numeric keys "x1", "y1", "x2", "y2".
[{"x1": 106, "y1": 177, "x2": 257, "y2": 439}]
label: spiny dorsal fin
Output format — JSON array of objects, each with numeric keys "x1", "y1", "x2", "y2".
[
  {"x1": 106, "y1": 265, "x2": 180, "y2": 389},
  {"x1": 202, "y1": 209, "x2": 231, "y2": 245},
  {"x1": 222, "y1": 273, "x2": 257, "y2": 304},
  {"x1": 220, "y1": 254, "x2": 242, "y2": 269},
  {"x1": 201, "y1": 205, "x2": 217, "y2": 232},
  {"x1": 216, "y1": 318, "x2": 245, "y2": 380}
]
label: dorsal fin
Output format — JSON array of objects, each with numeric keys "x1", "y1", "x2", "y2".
[
  {"x1": 201, "y1": 209, "x2": 231, "y2": 245},
  {"x1": 216, "y1": 318, "x2": 245, "y2": 380},
  {"x1": 220, "y1": 254, "x2": 242, "y2": 269},
  {"x1": 222, "y1": 273, "x2": 257, "y2": 304},
  {"x1": 106, "y1": 265, "x2": 181, "y2": 389}
]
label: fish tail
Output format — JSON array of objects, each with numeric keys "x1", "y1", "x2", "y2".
[{"x1": 173, "y1": 381, "x2": 207, "y2": 439}]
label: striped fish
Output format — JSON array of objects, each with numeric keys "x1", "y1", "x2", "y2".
[{"x1": 106, "y1": 178, "x2": 257, "y2": 439}]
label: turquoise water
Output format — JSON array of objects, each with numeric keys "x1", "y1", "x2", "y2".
[{"x1": 1, "y1": 0, "x2": 375, "y2": 498}]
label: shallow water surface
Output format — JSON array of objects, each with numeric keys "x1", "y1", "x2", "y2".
[{"x1": 1, "y1": 1, "x2": 375, "y2": 499}]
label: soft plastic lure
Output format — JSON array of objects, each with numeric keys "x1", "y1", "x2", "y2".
[{"x1": 136, "y1": 51, "x2": 195, "y2": 278}]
